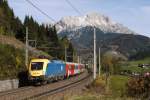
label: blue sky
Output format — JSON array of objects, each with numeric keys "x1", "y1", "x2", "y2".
[{"x1": 8, "y1": 0, "x2": 150, "y2": 37}]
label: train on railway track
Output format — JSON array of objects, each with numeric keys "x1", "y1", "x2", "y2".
[{"x1": 28, "y1": 58, "x2": 85, "y2": 84}]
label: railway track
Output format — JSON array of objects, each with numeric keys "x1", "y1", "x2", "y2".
[
  {"x1": 0, "y1": 71, "x2": 91, "y2": 100},
  {"x1": 0, "y1": 86, "x2": 33, "y2": 97},
  {"x1": 25, "y1": 73, "x2": 92, "y2": 100}
]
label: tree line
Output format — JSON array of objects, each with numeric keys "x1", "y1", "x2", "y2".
[{"x1": 0, "y1": 0, "x2": 74, "y2": 61}]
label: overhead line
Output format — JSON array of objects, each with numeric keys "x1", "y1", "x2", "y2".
[
  {"x1": 65, "y1": 0, "x2": 82, "y2": 16},
  {"x1": 25, "y1": 0, "x2": 56, "y2": 23}
]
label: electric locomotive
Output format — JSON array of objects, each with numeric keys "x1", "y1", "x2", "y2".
[{"x1": 28, "y1": 58, "x2": 85, "y2": 84}]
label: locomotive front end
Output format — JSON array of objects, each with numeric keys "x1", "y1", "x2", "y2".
[{"x1": 28, "y1": 59, "x2": 49, "y2": 83}]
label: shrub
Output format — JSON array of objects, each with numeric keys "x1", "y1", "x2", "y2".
[
  {"x1": 0, "y1": 43, "x2": 26, "y2": 79},
  {"x1": 86, "y1": 76, "x2": 106, "y2": 93},
  {"x1": 126, "y1": 76, "x2": 150, "y2": 98}
]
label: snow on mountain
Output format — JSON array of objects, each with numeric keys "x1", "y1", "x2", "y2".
[
  {"x1": 54, "y1": 12, "x2": 150, "y2": 60},
  {"x1": 55, "y1": 12, "x2": 135, "y2": 35}
]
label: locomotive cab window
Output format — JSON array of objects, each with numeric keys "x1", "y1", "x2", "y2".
[{"x1": 31, "y1": 62, "x2": 43, "y2": 70}]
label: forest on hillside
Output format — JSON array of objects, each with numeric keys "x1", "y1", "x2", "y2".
[
  {"x1": 0, "y1": 0, "x2": 74, "y2": 61},
  {"x1": 0, "y1": 0, "x2": 75, "y2": 79}
]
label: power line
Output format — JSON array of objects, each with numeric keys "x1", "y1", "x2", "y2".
[
  {"x1": 25, "y1": 0, "x2": 56, "y2": 23},
  {"x1": 65, "y1": 0, "x2": 82, "y2": 16}
]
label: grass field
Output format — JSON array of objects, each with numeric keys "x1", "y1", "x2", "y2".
[
  {"x1": 70, "y1": 75, "x2": 130, "y2": 100},
  {"x1": 109, "y1": 75, "x2": 129, "y2": 97},
  {"x1": 68, "y1": 58, "x2": 150, "y2": 100},
  {"x1": 121, "y1": 57, "x2": 150, "y2": 73}
]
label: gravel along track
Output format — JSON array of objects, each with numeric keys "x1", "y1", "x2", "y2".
[
  {"x1": 0, "y1": 71, "x2": 90, "y2": 100},
  {"x1": 30, "y1": 73, "x2": 93, "y2": 100},
  {"x1": 0, "y1": 86, "x2": 33, "y2": 97}
]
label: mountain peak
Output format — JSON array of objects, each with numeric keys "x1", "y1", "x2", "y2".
[
  {"x1": 87, "y1": 12, "x2": 113, "y2": 21},
  {"x1": 56, "y1": 12, "x2": 135, "y2": 34}
]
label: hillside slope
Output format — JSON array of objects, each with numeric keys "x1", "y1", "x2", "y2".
[
  {"x1": 0, "y1": 35, "x2": 51, "y2": 58},
  {"x1": 0, "y1": 35, "x2": 51, "y2": 80},
  {"x1": 0, "y1": 0, "x2": 70, "y2": 60},
  {"x1": 0, "y1": 0, "x2": 73, "y2": 79},
  {"x1": 56, "y1": 13, "x2": 150, "y2": 60}
]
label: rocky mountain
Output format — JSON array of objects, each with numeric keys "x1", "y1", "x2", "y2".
[
  {"x1": 55, "y1": 12, "x2": 150, "y2": 61},
  {"x1": 56, "y1": 13, "x2": 135, "y2": 36}
]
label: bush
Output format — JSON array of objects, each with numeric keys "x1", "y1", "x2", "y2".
[
  {"x1": 0, "y1": 44, "x2": 26, "y2": 79},
  {"x1": 86, "y1": 76, "x2": 106, "y2": 93},
  {"x1": 126, "y1": 76, "x2": 150, "y2": 98}
]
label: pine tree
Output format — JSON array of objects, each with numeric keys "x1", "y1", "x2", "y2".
[{"x1": 0, "y1": 0, "x2": 75, "y2": 60}]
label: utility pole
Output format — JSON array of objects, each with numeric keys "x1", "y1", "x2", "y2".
[
  {"x1": 78, "y1": 56, "x2": 80, "y2": 63},
  {"x1": 73, "y1": 52, "x2": 74, "y2": 62},
  {"x1": 94, "y1": 27, "x2": 97, "y2": 79},
  {"x1": 65, "y1": 46, "x2": 67, "y2": 62},
  {"x1": 25, "y1": 27, "x2": 29, "y2": 68},
  {"x1": 80, "y1": 57, "x2": 82, "y2": 64},
  {"x1": 99, "y1": 47, "x2": 101, "y2": 76}
]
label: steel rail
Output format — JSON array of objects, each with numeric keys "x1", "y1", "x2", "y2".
[
  {"x1": 0, "y1": 86, "x2": 33, "y2": 97},
  {"x1": 24, "y1": 74, "x2": 91, "y2": 100}
]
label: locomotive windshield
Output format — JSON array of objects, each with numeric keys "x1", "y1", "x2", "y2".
[{"x1": 31, "y1": 62, "x2": 43, "y2": 70}]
